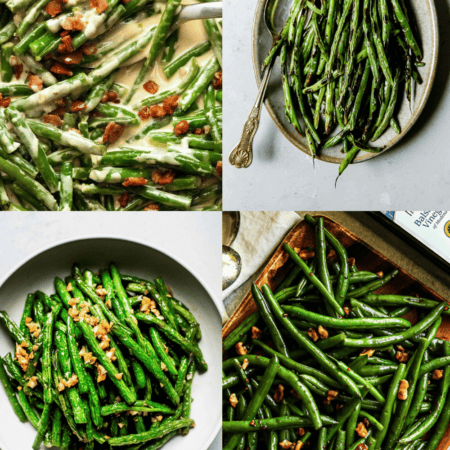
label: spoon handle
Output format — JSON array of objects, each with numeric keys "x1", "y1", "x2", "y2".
[
  {"x1": 172, "y1": 2, "x2": 222, "y2": 31},
  {"x1": 228, "y1": 58, "x2": 275, "y2": 169}
]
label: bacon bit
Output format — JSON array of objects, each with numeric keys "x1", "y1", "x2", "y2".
[
  {"x1": 433, "y1": 370, "x2": 444, "y2": 380},
  {"x1": 80, "y1": 42, "x2": 97, "y2": 56},
  {"x1": 235, "y1": 342, "x2": 247, "y2": 356},
  {"x1": 318, "y1": 325, "x2": 328, "y2": 339},
  {"x1": 118, "y1": 192, "x2": 132, "y2": 208},
  {"x1": 0, "y1": 93, "x2": 11, "y2": 108},
  {"x1": 298, "y1": 428, "x2": 306, "y2": 437},
  {"x1": 279, "y1": 440, "x2": 293, "y2": 449},
  {"x1": 62, "y1": 16, "x2": 85, "y2": 31},
  {"x1": 71, "y1": 100, "x2": 87, "y2": 112},
  {"x1": 291, "y1": 389, "x2": 301, "y2": 400},
  {"x1": 14, "y1": 64, "x2": 23, "y2": 80},
  {"x1": 343, "y1": 305, "x2": 351, "y2": 316},
  {"x1": 60, "y1": 30, "x2": 70, "y2": 37},
  {"x1": 299, "y1": 249, "x2": 315, "y2": 259},
  {"x1": 396, "y1": 347, "x2": 409, "y2": 363},
  {"x1": 162, "y1": 95, "x2": 179, "y2": 115},
  {"x1": 216, "y1": 161, "x2": 222, "y2": 177},
  {"x1": 251, "y1": 326, "x2": 262, "y2": 339},
  {"x1": 398, "y1": 379, "x2": 409, "y2": 400},
  {"x1": 241, "y1": 358, "x2": 249, "y2": 370},
  {"x1": 115, "y1": 373, "x2": 123, "y2": 380},
  {"x1": 66, "y1": 282, "x2": 73, "y2": 291},
  {"x1": 147, "y1": 105, "x2": 167, "y2": 118},
  {"x1": 27, "y1": 376, "x2": 39, "y2": 389},
  {"x1": 143, "y1": 80, "x2": 158, "y2": 94},
  {"x1": 360, "y1": 348, "x2": 375, "y2": 357},
  {"x1": 28, "y1": 75, "x2": 43, "y2": 92},
  {"x1": 143, "y1": 204, "x2": 160, "y2": 211},
  {"x1": 58, "y1": 35, "x2": 73, "y2": 54},
  {"x1": 348, "y1": 257, "x2": 356, "y2": 266},
  {"x1": 51, "y1": 62, "x2": 73, "y2": 76},
  {"x1": 355, "y1": 422, "x2": 368, "y2": 438},
  {"x1": 103, "y1": 122, "x2": 125, "y2": 144},
  {"x1": 91, "y1": 0, "x2": 109, "y2": 13},
  {"x1": 194, "y1": 127, "x2": 206, "y2": 135},
  {"x1": 294, "y1": 441, "x2": 303, "y2": 450},
  {"x1": 327, "y1": 390, "x2": 338, "y2": 402},
  {"x1": 45, "y1": 0, "x2": 63, "y2": 17},
  {"x1": 137, "y1": 106, "x2": 150, "y2": 120},
  {"x1": 229, "y1": 393, "x2": 238, "y2": 407},
  {"x1": 307, "y1": 328, "x2": 319, "y2": 342},
  {"x1": 62, "y1": 50, "x2": 83, "y2": 65},
  {"x1": 151, "y1": 169, "x2": 176, "y2": 185},
  {"x1": 376, "y1": 271, "x2": 384, "y2": 277},
  {"x1": 122, "y1": 177, "x2": 147, "y2": 187},
  {"x1": 356, "y1": 445, "x2": 368, "y2": 450},
  {"x1": 173, "y1": 120, "x2": 189, "y2": 136},
  {"x1": 43, "y1": 114, "x2": 63, "y2": 127},
  {"x1": 273, "y1": 384, "x2": 285, "y2": 403},
  {"x1": 212, "y1": 71, "x2": 222, "y2": 89},
  {"x1": 96, "y1": 364, "x2": 107, "y2": 382},
  {"x1": 101, "y1": 91, "x2": 118, "y2": 103}
]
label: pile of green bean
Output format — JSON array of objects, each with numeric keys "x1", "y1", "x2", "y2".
[
  {"x1": 266, "y1": 0, "x2": 423, "y2": 179},
  {"x1": 223, "y1": 214, "x2": 450, "y2": 450},
  {"x1": 0, "y1": 0, "x2": 222, "y2": 211},
  {"x1": 0, "y1": 263, "x2": 207, "y2": 449}
]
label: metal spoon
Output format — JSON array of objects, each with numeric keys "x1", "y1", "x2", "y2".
[
  {"x1": 222, "y1": 245, "x2": 242, "y2": 290},
  {"x1": 84, "y1": 2, "x2": 222, "y2": 68},
  {"x1": 228, "y1": 0, "x2": 280, "y2": 168}
]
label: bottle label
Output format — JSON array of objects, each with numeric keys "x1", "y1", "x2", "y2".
[{"x1": 382, "y1": 211, "x2": 450, "y2": 264}]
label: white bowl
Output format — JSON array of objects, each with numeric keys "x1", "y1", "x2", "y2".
[{"x1": 0, "y1": 236, "x2": 222, "y2": 450}]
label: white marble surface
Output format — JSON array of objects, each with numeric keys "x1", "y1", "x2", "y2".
[
  {"x1": 0, "y1": 212, "x2": 222, "y2": 450},
  {"x1": 223, "y1": 0, "x2": 450, "y2": 210}
]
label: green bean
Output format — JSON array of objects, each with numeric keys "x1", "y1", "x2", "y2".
[
  {"x1": 0, "y1": 357, "x2": 27, "y2": 422},
  {"x1": 163, "y1": 41, "x2": 211, "y2": 79}
]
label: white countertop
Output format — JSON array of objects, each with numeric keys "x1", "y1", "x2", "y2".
[
  {"x1": 223, "y1": 0, "x2": 450, "y2": 210},
  {"x1": 0, "y1": 212, "x2": 222, "y2": 450}
]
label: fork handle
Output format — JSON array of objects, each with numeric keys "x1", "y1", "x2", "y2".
[{"x1": 228, "y1": 58, "x2": 275, "y2": 169}]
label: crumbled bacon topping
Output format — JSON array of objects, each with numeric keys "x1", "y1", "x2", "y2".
[
  {"x1": 143, "y1": 204, "x2": 160, "y2": 211},
  {"x1": 194, "y1": 128, "x2": 206, "y2": 135},
  {"x1": 51, "y1": 62, "x2": 73, "y2": 76},
  {"x1": 101, "y1": 91, "x2": 118, "y2": 103},
  {"x1": 355, "y1": 422, "x2": 368, "y2": 438},
  {"x1": 62, "y1": 51, "x2": 83, "y2": 65},
  {"x1": 318, "y1": 325, "x2": 328, "y2": 339},
  {"x1": 396, "y1": 347, "x2": 409, "y2": 363},
  {"x1": 162, "y1": 95, "x2": 178, "y2": 115},
  {"x1": 273, "y1": 384, "x2": 285, "y2": 403},
  {"x1": 151, "y1": 169, "x2": 175, "y2": 185},
  {"x1": 307, "y1": 328, "x2": 319, "y2": 342},
  {"x1": 174, "y1": 120, "x2": 189, "y2": 136},
  {"x1": 360, "y1": 348, "x2": 375, "y2": 357},
  {"x1": 62, "y1": 15, "x2": 85, "y2": 31},
  {"x1": 103, "y1": 122, "x2": 125, "y2": 144},
  {"x1": 143, "y1": 80, "x2": 159, "y2": 94},
  {"x1": 46, "y1": 0, "x2": 63, "y2": 16},
  {"x1": 235, "y1": 342, "x2": 247, "y2": 356},
  {"x1": 212, "y1": 71, "x2": 222, "y2": 90},
  {"x1": 279, "y1": 440, "x2": 293, "y2": 449},
  {"x1": 251, "y1": 326, "x2": 262, "y2": 339},
  {"x1": 122, "y1": 177, "x2": 147, "y2": 187},
  {"x1": 58, "y1": 35, "x2": 73, "y2": 54},
  {"x1": 14, "y1": 64, "x2": 23, "y2": 80},
  {"x1": 71, "y1": 100, "x2": 87, "y2": 112},
  {"x1": 91, "y1": 0, "x2": 109, "y2": 14},
  {"x1": 241, "y1": 358, "x2": 249, "y2": 370},
  {"x1": 433, "y1": 370, "x2": 444, "y2": 381},
  {"x1": 229, "y1": 393, "x2": 238, "y2": 407},
  {"x1": 0, "y1": 93, "x2": 11, "y2": 108},
  {"x1": 398, "y1": 379, "x2": 410, "y2": 400},
  {"x1": 80, "y1": 42, "x2": 97, "y2": 56},
  {"x1": 216, "y1": 161, "x2": 222, "y2": 177},
  {"x1": 118, "y1": 192, "x2": 132, "y2": 208},
  {"x1": 28, "y1": 75, "x2": 43, "y2": 92},
  {"x1": 43, "y1": 114, "x2": 63, "y2": 127}
]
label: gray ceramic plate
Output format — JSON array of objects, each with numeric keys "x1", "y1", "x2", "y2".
[{"x1": 251, "y1": 0, "x2": 439, "y2": 164}]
